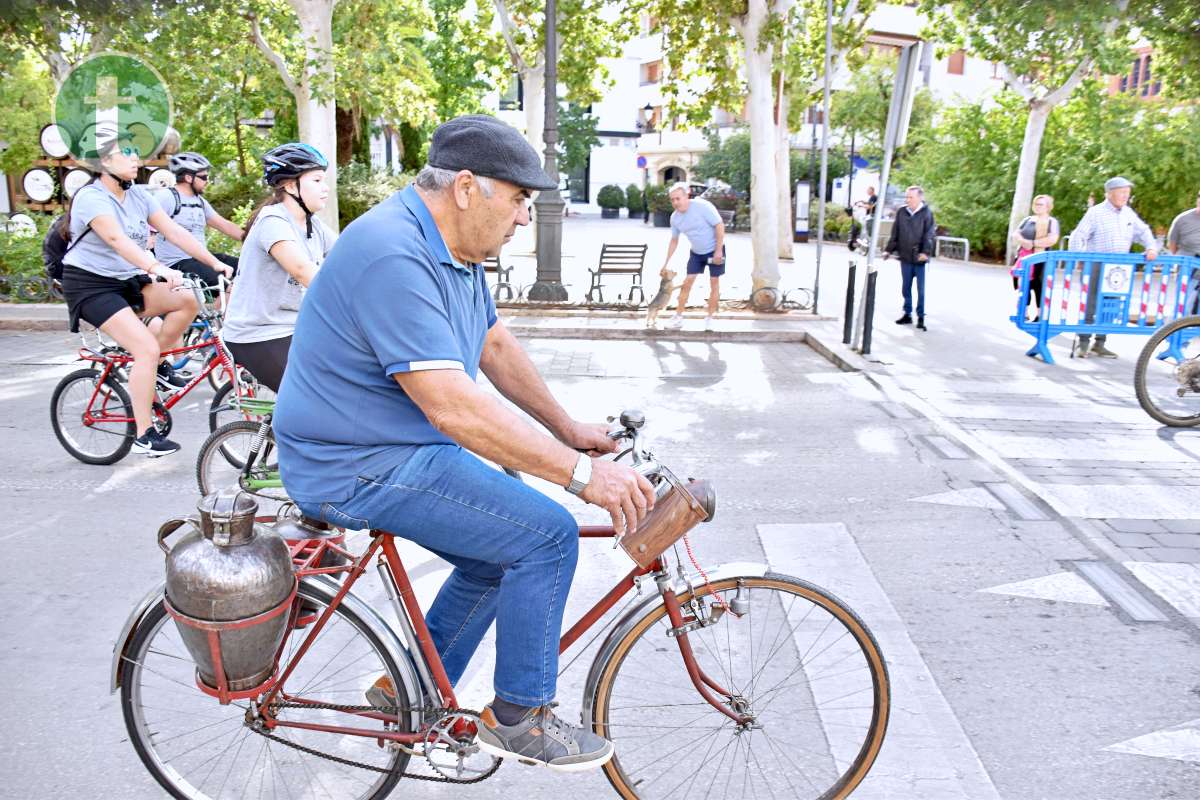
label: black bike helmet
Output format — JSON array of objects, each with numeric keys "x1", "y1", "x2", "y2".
[
  {"x1": 262, "y1": 142, "x2": 328, "y2": 186},
  {"x1": 169, "y1": 151, "x2": 212, "y2": 176},
  {"x1": 261, "y1": 143, "x2": 328, "y2": 237}
]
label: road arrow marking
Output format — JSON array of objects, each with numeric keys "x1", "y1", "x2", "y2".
[
  {"x1": 979, "y1": 572, "x2": 1109, "y2": 607},
  {"x1": 1103, "y1": 719, "x2": 1200, "y2": 764}
]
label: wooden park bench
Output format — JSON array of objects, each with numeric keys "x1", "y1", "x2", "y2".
[
  {"x1": 585, "y1": 243, "x2": 648, "y2": 304},
  {"x1": 482, "y1": 255, "x2": 515, "y2": 301}
]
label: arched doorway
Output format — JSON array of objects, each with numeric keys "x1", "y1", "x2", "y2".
[{"x1": 660, "y1": 166, "x2": 686, "y2": 186}]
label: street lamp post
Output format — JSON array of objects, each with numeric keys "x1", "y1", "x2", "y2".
[{"x1": 528, "y1": 0, "x2": 568, "y2": 302}]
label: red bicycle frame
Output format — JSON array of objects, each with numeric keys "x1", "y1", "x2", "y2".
[
  {"x1": 78, "y1": 335, "x2": 236, "y2": 426},
  {"x1": 255, "y1": 525, "x2": 750, "y2": 746}
]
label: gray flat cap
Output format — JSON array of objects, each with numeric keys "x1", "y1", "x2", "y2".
[
  {"x1": 1104, "y1": 176, "x2": 1133, "y2": 191},
  {"x1": 428, "y1": 115, "x2": 557, "y2": 191}
]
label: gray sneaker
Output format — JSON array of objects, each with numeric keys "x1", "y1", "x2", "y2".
[
  {"x1": 1091, "y1": 343, "x2": 1118, "y2": 359},
  {"x1": 477, "y1": 703, "x2": 614, "y2": 773}
]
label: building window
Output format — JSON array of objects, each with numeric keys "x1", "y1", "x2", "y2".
[
  {"x1": 640, "y1": 60, "x2": 662, "y2": 85},
  {"x1": 947, "y1": 49, "x2": 965, "y2": 76},
  {"x1": 498, "y1": 75, "x2": 522, "y2": 111}
]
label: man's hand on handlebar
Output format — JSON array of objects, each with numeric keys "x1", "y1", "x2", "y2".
[
  {"x1": 580, "y1": 459, "x2": 656, "y2": 537},
  {"x1": 560, "y1": 420, "x2": 620, "y2": 456}
]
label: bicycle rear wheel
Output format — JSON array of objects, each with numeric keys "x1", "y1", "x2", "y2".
[
  {"x1": 591, "y1": 573, "x2": 889, "y2": 800},
  {"x1": 1134, "y1": 315, "x2": 1200, "y2": 427},
  {"x1": 120, "y1": 581, "x2": 412, "y2": 800},
  {"x1": 50, "y1": 368, "x2": 135, "y2": 464}
]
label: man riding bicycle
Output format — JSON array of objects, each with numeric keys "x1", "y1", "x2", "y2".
[
  {"x1": 273, "y1": 115, "x2": 656, "y2": 772},
  {"x1": 151, "y1": 152, "x2": 244, "y2": 287}
]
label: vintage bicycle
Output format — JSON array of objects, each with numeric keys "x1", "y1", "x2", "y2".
[
  {"x1": 113, "y1": 410, "x2": 890, "y2": 799},
  {"x1": 1134, "y1": 314, "x2": 1200, "y2": 427},
  {"x1": 49, "y1": 279, "x2": 265, "y2": 464}
]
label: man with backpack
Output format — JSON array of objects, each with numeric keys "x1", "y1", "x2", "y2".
[{"x1": 151, "y1": 152, "x2": 244, "y2": 286}]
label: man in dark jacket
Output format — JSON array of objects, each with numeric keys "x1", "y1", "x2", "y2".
[{"x1": 885, "y1": 185, "x2": 936, "y2": 330}]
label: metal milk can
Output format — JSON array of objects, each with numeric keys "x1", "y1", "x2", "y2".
[{"x1": 161, "y1": 488, "x2": 296, "y2": 694}]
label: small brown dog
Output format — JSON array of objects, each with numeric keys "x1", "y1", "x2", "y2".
[{"x1": 645, "y1": 268, "x2": 679, "y2": 329}]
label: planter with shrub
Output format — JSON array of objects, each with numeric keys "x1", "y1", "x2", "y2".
[
  {"x1": 645, "y1": 184, "x2": 673, "y2": 227},
  {"x1": 597, "y1": 184, "x2": 624, "y2": 219},
  {"x1": 625, "y1": 184, "x2": 644, "y2": 218}
]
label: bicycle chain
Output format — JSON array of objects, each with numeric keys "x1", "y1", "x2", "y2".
[{"x1": 247, "y1": 702, "x2": 501, "y2": 784}]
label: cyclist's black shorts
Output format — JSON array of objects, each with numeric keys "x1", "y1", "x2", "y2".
[
  {"x1": 169, "y1": 253, "x2": 239, "y2": 288},
  {"x1": 226, "y1": 335, "x2": 291, "y2": 394}
]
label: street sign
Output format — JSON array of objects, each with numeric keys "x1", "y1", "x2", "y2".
[{"x1": 636, "y1": 155, "x2": 647, "y2": 168}]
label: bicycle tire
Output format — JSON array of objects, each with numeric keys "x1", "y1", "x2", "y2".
[
  {"x1": 120, "y1": 582, "x2": 412, "y2": 800},
  {"x1": 50, "y1": 368, "x2": 135, "y2": 464},
  {"x1": 591, "y1": 573, "x2": 889, "y2": 800},
  {"x1": 196, "y1": 420, "x2": 289, "y2": 502},
  {"x1": 209, "y1": 379, "x2": 274, "y2": 433},
  {"x1": 1134, "y1": 315, "x2": 1200, "y2": 427}
]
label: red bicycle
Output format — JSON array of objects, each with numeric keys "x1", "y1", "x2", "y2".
[
  {"x1": 113, "y1": 411, "x2": 891, "y2": 799},
  {"x1": 49, "y1": 280, "x2": 261, "y2": 464}
]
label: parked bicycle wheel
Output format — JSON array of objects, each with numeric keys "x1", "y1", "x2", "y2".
[
  {"x1": 50, "y1": 368, "x2": 135, "y2": 464},
  {"x1": 196, "y1": 420, "x2": 289, "y2": 507},
  {"x1": 1134, "y1": 314, "x2": 1200, "y2": 427},
  {"x1": 591, "y1": 573, "x2": 889, "y2": 800},
  {"x1": 209, "y1": 378, "x2": 275, "y2": 433},
  {"x1": 120, "y1": 582, "x2": 412, "y2": 800}
]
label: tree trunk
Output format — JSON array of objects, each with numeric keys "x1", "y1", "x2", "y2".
[
  {"x1": 335, "y1": 105, "x2": 356, "y2": 167},
  {"x1": 776, "y1": 91, "x2": 793, "y2": 260},
  {"x1": 741, "y1": 0, "x2": 782, "y2": 298},
  {"x1": 1005, "y1": 101, "x2": 1050, "y2": 264},
  {"x1": 290, "y1": 0, "x2": 340, "y2": 232},
  {"x1": 522, "y1": 65, "x2": 546, "y2": 163}
]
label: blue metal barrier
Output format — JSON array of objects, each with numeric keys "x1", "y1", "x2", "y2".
[{"x1": 1011, "y1": 251, "x2": 1200, "y2": 364}]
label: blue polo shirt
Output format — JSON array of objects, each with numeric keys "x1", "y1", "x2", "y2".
[{"x1": 273, "y1": 185, "x2": 498, "y2": 505}]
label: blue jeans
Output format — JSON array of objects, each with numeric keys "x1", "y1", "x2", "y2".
[
  {"x1": 298, "y1": 444, "x2": 579, "y2": 706},
  {"x1": 900, "y1": 261, "x2": 926, "y2": 317}
]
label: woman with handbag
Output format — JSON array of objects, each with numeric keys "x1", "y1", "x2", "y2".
[{"x1": 1011, "y1": 194, "x2": 1060, "y2": 321}]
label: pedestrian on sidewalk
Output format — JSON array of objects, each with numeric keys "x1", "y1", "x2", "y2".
[
  {"x1": 1068, "y1": 176, "x2": 1159, "y2": 358},
  {"x1": 1167, "y1": 189, "x2": 1200, "y2": 315},
  {"x1": 661, "y1": 182, "x2": 725, "y2": 332},
  {"x1": 1011, "y1": 194, "x2": 1060, "y2": 321},
  {"x1": 885, "y1": 186, "x2": 935, "y2": 331}
]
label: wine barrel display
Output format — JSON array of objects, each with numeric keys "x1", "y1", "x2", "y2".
[
  {"x1": 63, "y1": 168, "x2": 92, "y2": 198},
  {"x1": 147, "y1": 168, "x2": 174, "y2": 189},
  {"x1": 21, "y1": 168, "x2": 55, "y2": 203},
  {"x1": 39, "y1": 123, "x2": 72, "y2": 158}
]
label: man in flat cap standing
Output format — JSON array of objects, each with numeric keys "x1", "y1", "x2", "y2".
[
  {"x1": 274, "y1": 115, "x2": 655, "y2": 771},
  {"x1": 1068, "y1": 176, "x2": 1158, "y2": 358}
]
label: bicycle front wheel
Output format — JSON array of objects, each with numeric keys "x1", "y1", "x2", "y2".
[
  {"x1": 209, "y1": 379, "x2": 275, "y2": 433},
  {"x1": 592, "y1": 573, "x2": 889, "y2": 800},
  {"x1": 196, "y1": 420, "x2": 289, "y2": 508},
  {"x1": 50, "y1": 368, "x2": 135, "y2": 464},
  {"x1": 1134, "y1": 315, "x2": 1200, "y2": 427},
  {"x1": 120, "y1": 580, "x2": 413, "y2": 800}
]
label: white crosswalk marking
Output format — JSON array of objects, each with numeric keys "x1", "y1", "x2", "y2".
[
  {"x1": 909, "y1": 487, "x2": 1004, "y2": 510},
  {"x1": 758, "y1": 523, "x2": 1000, "y2": 799},
  {"x1": 1104, "y1": 719, "x2": 1200, "y2": 764},
  {"x1": 979, "y1": 572, "x2": 1109, "y2": 607}
]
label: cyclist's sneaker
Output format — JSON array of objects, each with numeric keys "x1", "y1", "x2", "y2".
[
  {"x1": 477, "y1": 703, "x2": 614, "y2": 773},
  {"x1": 156, "y1": 362, "x2": 188, "y2": 388},
  {"x1": 132, "y1": 429, "x2": 181, "y2": 458}
]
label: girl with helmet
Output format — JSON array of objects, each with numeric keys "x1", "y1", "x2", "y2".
[
  {"x1": 220, "y1": 142, "x2": 336, "y2": 393},
  {"x1": 60, "y1": 122, "x2": 230, "y2": 457},
  {"x1": 151, "y1": 151, "x2": 244, "y2": 287}
]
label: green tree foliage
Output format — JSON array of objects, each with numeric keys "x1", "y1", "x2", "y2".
[
  {"x1": 625, "y1": 184, "x2": 643, "y2": 212},
  {"x1": 425, "y1": 0, "x2": 508, "y2": 120},
  {"x1": 1136, "y1": 0, "x2": 1200, "y2": 100},
  {"x1": 0, "y1": 52, "x2": 55, "y2": 175},
  {"x1": 694, "y1": 130, "x2": 849, "y2": 196},
  {"x1": 828, "y1": 51, "x2": 937, "y2": 162},
  {"x1": 558, "y1": 103, "x2": 599, "y2": 176},
  {"x1": 897, "y1": 83, "x2": 1200, "y2": 260}
]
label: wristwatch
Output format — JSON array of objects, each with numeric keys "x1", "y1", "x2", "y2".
[{"x1": 566, "y1": 454, "x2": 592, "y2": 495}]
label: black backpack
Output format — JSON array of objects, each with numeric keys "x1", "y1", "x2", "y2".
[{"x1": 43, "y1": 214, "x2": 92, "y2": 282}]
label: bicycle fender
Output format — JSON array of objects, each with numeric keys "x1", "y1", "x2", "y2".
[
  {"x1": 111, "y1": 581, "x2": 167, "y2": 694},
  {"x1": 110, "y1": 576, "x2": 426, "y2": 732},
  {"x1": 579, "y1": 561, "x2": 769, "y2": 728}
]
